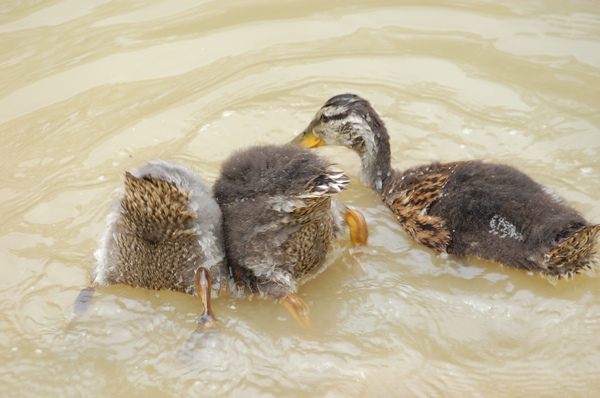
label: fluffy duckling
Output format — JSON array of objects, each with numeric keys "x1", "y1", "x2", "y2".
[
  {"x1": 293, "y1": 93, "x2": 600, "y2": 278},
  {"x1": 73, "y1": 160, "x2": 227, "y2": 327},
  {"x1": 213, "y1": 144, "x2": 367, "y2": 329}
]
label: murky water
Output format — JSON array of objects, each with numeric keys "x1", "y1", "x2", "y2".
[{"x1": 1, "y1": 1, "x2": 599, "y2": 397}]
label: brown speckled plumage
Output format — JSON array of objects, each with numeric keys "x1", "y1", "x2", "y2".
[
  {"x1": 70, "y1": 161, "x2": 228, "y2": 331},
  {"x1": 93, "y1": 160, "x2": 227, "y2": 294},
  {"x1": 119, "y1": 172, "x2": 195, "y2": 246},
  {"x1": 544, "y1": 224, "x2": 600, "y2": 277},
  {"x1": 385, "y1": 162, "x2": 460, "y2": 253},
  {"x1": 295, "y1": 93, "x2": 600, "y2": 277}
]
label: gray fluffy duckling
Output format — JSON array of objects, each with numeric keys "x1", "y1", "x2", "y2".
[
  {"x1": 293, "y1": 93, "x2": 600, "y2": 278},
  {"x1": 213, "y1": 144, "x2": 367, "y2": 329},
  {"x1": 74, "y1": 160, "x2": 227, "y2": 326}
]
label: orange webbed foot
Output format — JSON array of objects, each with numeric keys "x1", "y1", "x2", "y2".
[
  {"x1": 280, "y1": 292, "x2": 312, "y2": 330},
  {"x1": 345, "y1": 207, "x2": 369, "y2": 247}
]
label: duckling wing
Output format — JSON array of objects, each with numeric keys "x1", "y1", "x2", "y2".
[
  {"x1": 383, "y1": 162, "x2": 459, "y2": 253},
  {"x1": 299, "y1": 165, "x2": 350, "y2": 198}
]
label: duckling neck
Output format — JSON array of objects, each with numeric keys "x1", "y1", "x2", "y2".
[{"x1": 357, "y1": 132, "x2": 393, "y2": 194}]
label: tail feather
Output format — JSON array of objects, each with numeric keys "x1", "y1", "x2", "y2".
[
  {"x1": 544, "y1": 224, "x2": 600, "y2": 277},
  {"x1": 122, "y1": 172, "x2": 196, "y2": 241}
]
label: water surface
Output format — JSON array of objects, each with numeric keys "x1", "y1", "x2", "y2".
[{"x1": 1, "y1": 1, "x2": 599, "y2": 397}]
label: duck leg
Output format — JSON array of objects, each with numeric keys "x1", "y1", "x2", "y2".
[
  {"x1": 345, "y1": 208, "x2": 369, "y2": 246},
  {"x1": 194, "y1": 267, "x2": 217, "y2": 329},
  {"x1": 228, "y1": 266, "x2": 246, "y2": 299},
  {"x1": 280, "y1": 292, "x2": 312, "y2": 330},
  {"x1": 180, "y1": 269, "x2": 221, "y2": 358}
]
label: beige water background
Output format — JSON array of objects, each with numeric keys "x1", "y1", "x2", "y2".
[{"x1": 1, "y1": 1, "x2": 600, "y2": 397}]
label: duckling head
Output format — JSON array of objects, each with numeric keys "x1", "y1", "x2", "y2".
[
  {"x1": 294, "y1": 94, "x2": 381, "y2": 154},
  {"x1": 293, "y1": 94, "x2": 393, "y2": 192}
]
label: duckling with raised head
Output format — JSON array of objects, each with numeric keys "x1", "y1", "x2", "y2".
[
  {"x1": 74, "y1": 160, "x2": 227, "y2": 327},
  {"x1": 213, "y1": 144, "x2": 368, "y2": 329},
  {"x1": 293, "y1": 93, "x2": 599, "y2": 278}
]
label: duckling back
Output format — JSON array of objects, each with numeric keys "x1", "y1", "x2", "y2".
[
  {"x1": 428, "y1": 160, "x2": 599, "y2": 277},
  {"x1": 214, "y1": 144, "x2": 348, "y2": 298},
  {"x1": 93, "y1": 161, "x2": 227, "y2": 294}
]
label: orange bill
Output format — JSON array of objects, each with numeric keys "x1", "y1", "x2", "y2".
[{"x1": 291, "y1": 129, "x2": 326, "y2": 148}]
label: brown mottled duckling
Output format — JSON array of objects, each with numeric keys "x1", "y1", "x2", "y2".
[
  {"x1": 213, "y1": 144, "x2": 367, "y2": 329},
  {"x1": 73, "y1": 160, "x2": 227, "y2": 327},
  {"x1": 293, "y1": 93, "x2": 600, "y2": 278}
]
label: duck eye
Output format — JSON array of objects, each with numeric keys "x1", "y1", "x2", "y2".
[{"x1": 321, "y1": 113, "x2": 330, "y2": 123}]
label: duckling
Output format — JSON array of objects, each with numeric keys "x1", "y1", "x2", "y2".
[
  {"x1": 293, "y1": 93, "x2": 600, "y2": 278},
  {"x1": 73, "y1": 160, "x2": 227, "y2": 327},
  {"x1": 213, "y1": 144, "x2": 368, "y2": 329}
]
